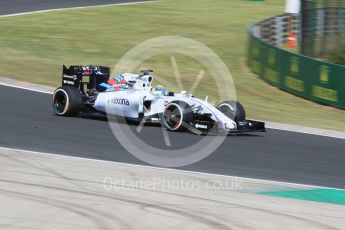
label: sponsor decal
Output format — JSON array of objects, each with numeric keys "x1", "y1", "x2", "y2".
[
  {"x1": 312, "y1": 85, "x2": 338, "y2": 102},
  {"x1": 290, "y1": 57, "x2": 299, "y2": 74},
  {"x1": 108, "y1": 97, "x2": 130, "y2": 105},
  {"x1": 114, "y1": 83, "x2": 133, "y2": 89},
  {"x1": 319, "y1": 65, "x2": 329, "y2": 84},
  {"x1": 268, "y1": 49, "x2": 276, "y2": 65},
  {"x1": 108, "y1": 75, "x2": 133, "y2": 90},
  {"x1": 285, "y1": 76, "x2": 305, "y2": 92},
  {"x1": 63, "y1": 80, "x2": 74, "y2": 85},
  {"x1": 284, "y1": 57, "x2": 305, "y2": 92},
  {"x1": 311, "y1": 65, "x2": 338, "y2": 102},
  {"x1": 264, "y1": 67, "x2": 279, "y2": 84},
  {"x1": 63, "y1": 74, "x2": 77, "y2": 80}
]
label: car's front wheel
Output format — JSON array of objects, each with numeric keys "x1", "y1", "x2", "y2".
[
  {"x1": 52, "y1": 86, "x2": 82, "y2": 117},
  {"x1": 163, "y1": 101, "x2": 193, "y2": 131},
  {"x1": 217, "y1": 100, "x2": 246, "y2": 122}
]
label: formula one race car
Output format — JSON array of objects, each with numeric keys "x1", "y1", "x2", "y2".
[{"x1": 52, "y1": 65, "x2": 265, "y2": 134}]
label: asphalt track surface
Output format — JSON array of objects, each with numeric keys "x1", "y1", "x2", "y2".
[
  {"x1": 2, "y1": 85, "x2": 345, "y2": 189},
  {"x1": 0, "y1": 0, "x2": 345, "y2": 189}
]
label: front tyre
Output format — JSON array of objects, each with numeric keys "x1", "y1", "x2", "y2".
[
  {"x1": 217, "y1": 100, "x2": 246, "y2": 122},
  {"x1": 52, "y1": 86, "x2": 82, "y2": 117},
  {"x1": 163, "y1": 101, "x2": 193, "y2": 132}
]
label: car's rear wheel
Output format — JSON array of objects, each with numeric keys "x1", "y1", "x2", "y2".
[
  {"x1": 163, "y1": 101, "x2": 193, "y2": 131},
  {"x1": 52, "y1": 86, "x2": 82, "y2": 117},
  {"x1": 217, "y1": 100, "x2": 245, "y2": 122}
]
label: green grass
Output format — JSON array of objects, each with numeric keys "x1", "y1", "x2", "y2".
[{"x1": 0, "y1": 0, "x2": 345, "y2": 131}]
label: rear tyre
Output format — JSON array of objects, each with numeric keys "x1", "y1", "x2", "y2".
[
  {"x1": 163, "y1": 101, "x2": 193, "y2": 132},
  {"x1": 52, "y1": 86, "x2": 82, "y2": 117},
  {"x1": 217, "y1": 100, "x2": 245, "y2": 122}
]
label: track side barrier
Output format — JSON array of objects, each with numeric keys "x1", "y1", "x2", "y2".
[{"x1": 248, "y1": 20, "x2": 345, "y2": 109}]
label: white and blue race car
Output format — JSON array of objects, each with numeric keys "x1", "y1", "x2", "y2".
[{"x1": 52, "y1": 65, "x2": 265, "y2": 134}]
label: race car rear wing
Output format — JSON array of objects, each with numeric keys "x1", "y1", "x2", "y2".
[{"x1": 62, "y1": 65, "x2": 110, "y2": 92}]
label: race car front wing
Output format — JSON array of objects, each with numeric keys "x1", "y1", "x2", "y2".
[{"x1": 232, "y1": 120, "x2": 266, "y2": 133}]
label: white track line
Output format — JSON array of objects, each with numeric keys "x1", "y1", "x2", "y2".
[
  {"x1": 0, "y1": 82, "x2": 52, "y2": 94},
  {"x1": 267, "y1": 122, "x2": 345, "y2": 140},
  {"x1": 0, "y1": 1, "x2": 156, "y2": 18},
  {"x1": 1, "y1": 146, "x2": 344, "y2": 191}
]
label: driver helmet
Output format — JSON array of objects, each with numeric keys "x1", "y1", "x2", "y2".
[{"x1": 152, "y1": 85, "x2": 166, "y2": 96}]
